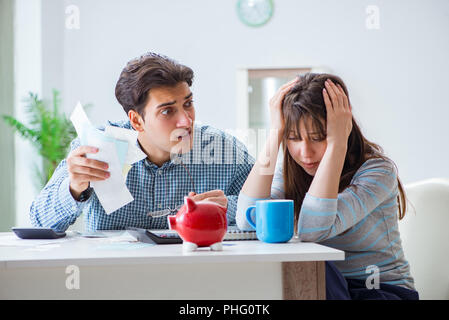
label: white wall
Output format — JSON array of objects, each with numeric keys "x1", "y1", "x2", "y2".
[
  {"x1": 42, "y1": 0, "x2": 449, "y2": 185},
  {"x1": 0, "y1": 0, "x2": 16, "y2": 231},
  {"x1": 11, "y1": 0, "x2": 446, "y2": 229},
  {"x1": 14, "y1": 0, "x2": 42, "y2": 227}
]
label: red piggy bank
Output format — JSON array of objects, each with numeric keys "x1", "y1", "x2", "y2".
[{"x1": 167, "y1": 197, "x2": 227, "y2": 252}]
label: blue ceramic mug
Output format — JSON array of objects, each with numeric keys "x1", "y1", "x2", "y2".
[{"x1": 245, "y1": 200, "x2": 294, "y2": 243}]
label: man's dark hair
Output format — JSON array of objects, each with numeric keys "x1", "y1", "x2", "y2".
[{"x1": 115, "y1": 52, "x2": 194, "y2": 118}]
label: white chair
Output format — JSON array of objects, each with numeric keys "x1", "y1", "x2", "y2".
[{"x1": 398, "y1": 178, "x2": 449, "y2": 300}]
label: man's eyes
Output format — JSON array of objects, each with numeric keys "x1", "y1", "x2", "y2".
[
  {"x1": 160, "y1": 101, "x2": 194, "y2": 116},
  {"x1": 161, "y1": 108, "x2": 173, "y2": 116}
]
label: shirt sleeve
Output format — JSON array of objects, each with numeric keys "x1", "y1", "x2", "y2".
[
  {"x1": 297, "y1": 158, "x2": 399, "y2": 242},
  {"x1": 29, "y1": 138, "x2": 91, "y2": 232},
  {"x1": 224, "y1": 139, "x2": 255, "y2": 226},
  {"x1": 236, "y1": 192, "x2": 269, "y2": 231}
]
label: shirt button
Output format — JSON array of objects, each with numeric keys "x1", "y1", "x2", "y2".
[{"x1": 158, "y1": 170, "x2": 163, "y2": 175}]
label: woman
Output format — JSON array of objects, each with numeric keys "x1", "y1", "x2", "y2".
[{"x1": 236, "y1": 73, "x2": 419, "y2": 300}]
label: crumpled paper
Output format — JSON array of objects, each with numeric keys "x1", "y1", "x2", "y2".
[{"x1": 70, "y1": 102, "x2": 146, "y2": 214}]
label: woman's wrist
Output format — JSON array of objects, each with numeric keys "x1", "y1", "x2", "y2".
[
  {"x1": 326, "y1": 140, "x2": 348, "y2": 153},
  {"x1": 324, "y1": 142, "x2": 348, "y2": 168},
  {"x1": 254, "y1": 127, "x2": 283, "y2": 176},
  {"x1": 269, "y1": 127, "x2": 283, "y2": 145},
  {"x1": 308, "y1": 141, "x2": 347, "y2": 199}
]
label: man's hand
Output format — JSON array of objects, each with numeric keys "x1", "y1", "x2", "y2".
[
  {"x1": 67, "y1": 146, "x2": 110, "y2": 200},
  {"x1": 188, "y1": 190, "x2": 228, "y2": 208}
]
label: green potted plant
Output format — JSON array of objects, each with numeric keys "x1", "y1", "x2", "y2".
[{"x1": 2, "y1": 89, "x2": 87, "y2": 189}]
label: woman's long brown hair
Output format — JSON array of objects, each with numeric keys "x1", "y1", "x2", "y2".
[{"x1": 282, "y1": 73, "x2": 407, "y2": 233}]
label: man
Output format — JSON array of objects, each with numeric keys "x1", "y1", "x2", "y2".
[{"x1": 30, "y1": 52, "x2": 254, "y2": 231}]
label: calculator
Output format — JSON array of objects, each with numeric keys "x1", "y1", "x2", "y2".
[
  {"x1": 126, "y1": 227, "x2": 182, "y2": 245},
  {"x1": 12, "y1": 227, "x2": 66, "y2": 239}
]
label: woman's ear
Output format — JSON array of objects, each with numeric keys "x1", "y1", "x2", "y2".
[{"x1": 128, "y1": 110, "x2": 144, "y2": 132}]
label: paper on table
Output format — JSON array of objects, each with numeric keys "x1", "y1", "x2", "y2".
[
  {"x1": 78, "y1": 231, "x2": 142, "y2": 244},
  {"x1": 69, "y1": 102, "x2": 135, "y2": 214},
  {"x1": 90, "y1": 231, "x2": 155, "y2": 250},
  {"x1": 0, "y1": 234, "x2": 72, "y2": 247},
  {"x1": 103, "y1": 231, "x2": 139, "y2": 243},
  {"x1": 0, "y1": 231, "x2": 139, "y2": 248}
]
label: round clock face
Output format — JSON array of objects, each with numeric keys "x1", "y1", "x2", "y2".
[{"x1": 237, "y1": 0, "x2": 274, "y2": 27}]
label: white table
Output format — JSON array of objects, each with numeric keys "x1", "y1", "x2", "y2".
[{"x1": 0, "y1": 231, "x2": 344, "y2": 299}]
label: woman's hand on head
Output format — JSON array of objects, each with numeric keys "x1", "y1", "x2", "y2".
[
  {"x1": 269, "y1": 77, "x2": 298, "y2": 133},
  {"x1": 322, "y1": 79, "x2": 353, "y2": 148}
]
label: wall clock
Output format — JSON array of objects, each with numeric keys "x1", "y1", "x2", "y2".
[{"x1": 236, "y1": 0, "x2": 274, "y2": 27}]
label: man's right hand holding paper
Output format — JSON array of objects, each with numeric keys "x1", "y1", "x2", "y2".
[{"x1": 67, "y1": 146, "x2": 110, "y2": 200}]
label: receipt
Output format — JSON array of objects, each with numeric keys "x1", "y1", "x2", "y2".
[
  {"x1": 84, "y1": 127, "x2": 133, "y2": 214},
  {"x1": 104, "y1": 125, "x2": 146, "y2": 179},
  {"x1": 69, "y1": 102, "x2": 142, "y2": 214}
]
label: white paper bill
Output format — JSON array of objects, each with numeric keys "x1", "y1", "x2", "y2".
[
  {"x1": 70, "y1": 102, "x2": 136, "y2": 214},
  {"x1": 86, "y1": 130, "x2": 133, "y2": 214},
  {"x1": 104, "y1": 126, "x2": 146, "y2": 165}
]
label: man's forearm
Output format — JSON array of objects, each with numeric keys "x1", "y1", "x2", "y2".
[{"x1": 30, "y1": 175, "x2": 87, "y2": 231}]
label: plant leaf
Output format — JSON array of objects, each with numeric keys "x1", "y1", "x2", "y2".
[
  {"x1": 2, "y1": 90, "x2": 89, "y2": 186},
  {"x1": 1, "y1": 115, "x2": 39, "y2": 142}
]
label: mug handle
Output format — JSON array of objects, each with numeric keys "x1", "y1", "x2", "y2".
[{"x1": 245, "y1": 205, "x2": 256, "y2": 230}]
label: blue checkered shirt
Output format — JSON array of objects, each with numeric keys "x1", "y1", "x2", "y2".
[{"x1": 30, "y1": 120, "x2": 255, "y2": 232}]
